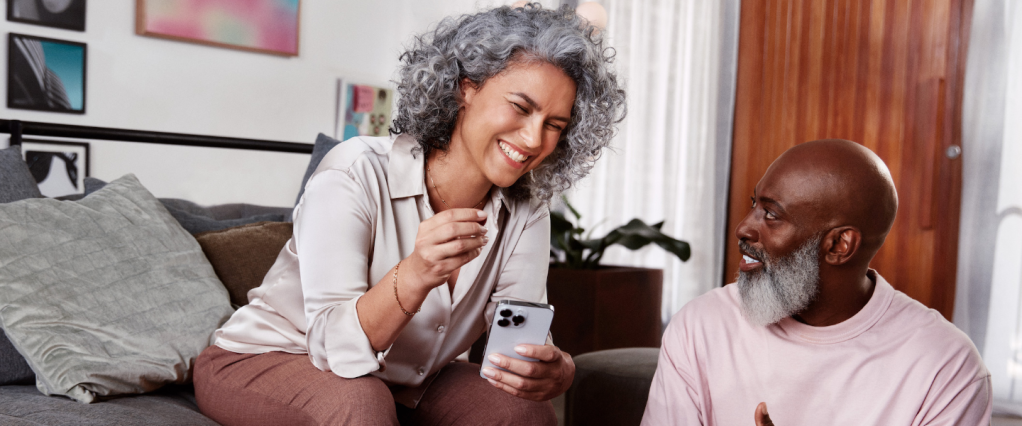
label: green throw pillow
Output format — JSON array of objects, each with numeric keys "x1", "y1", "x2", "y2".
[{"x1": 0, "y1": 174, "x2": 234, "y2": 403}]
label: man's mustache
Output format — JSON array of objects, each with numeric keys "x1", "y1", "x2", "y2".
[{"x1": 738, "y1": 240, "x2": 767, "y2": 265}]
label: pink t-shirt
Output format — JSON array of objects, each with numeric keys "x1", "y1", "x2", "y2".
[{"x1": 642, "y1": 271, "x2": 991, "y2": 425}]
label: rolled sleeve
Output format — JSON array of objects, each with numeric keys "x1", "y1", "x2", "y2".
[
  {"x1": 485, "y1": 208, "x2": 551, "y2": 326},
  {"x1": 294, "y1": 168, "x2": 388, "y2": 378}
]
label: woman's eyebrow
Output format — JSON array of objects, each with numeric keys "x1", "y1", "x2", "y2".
[{"x1": 512, "y1": 92, "x2": 570, "y2": 123}]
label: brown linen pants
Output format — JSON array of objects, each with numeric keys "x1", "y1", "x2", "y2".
[{"x1": 193, "y1": 345, "x2": 557, "y2": 426}]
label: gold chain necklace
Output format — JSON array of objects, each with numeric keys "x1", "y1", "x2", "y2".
[{"x1": 426, "y1": 166, "x2": 486, "y2": 209}]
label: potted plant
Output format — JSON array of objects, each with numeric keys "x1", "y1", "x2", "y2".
[{"x1": 547, "y1": 197, "x2": 690, "y2": 356}]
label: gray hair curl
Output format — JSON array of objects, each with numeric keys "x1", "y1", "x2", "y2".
[{"x1": 390, "y1": 3, "x2": 627, "y2": 203}]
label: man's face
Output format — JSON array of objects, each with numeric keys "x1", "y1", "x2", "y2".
[{"x1": 735, "y1": 160, "x2": 826, "y2": 325}]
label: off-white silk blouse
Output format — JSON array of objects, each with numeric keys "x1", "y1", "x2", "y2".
[{"x1": 213, "y1": 134, "x2": 551, "y2": 406}]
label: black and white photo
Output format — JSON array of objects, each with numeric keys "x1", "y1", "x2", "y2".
[
  {"x1": 18, "y1": 139, "x2": 89, "y2": 198},
  {"x1": 7, "y1": 0, "x2": 86, "y2": 31}
]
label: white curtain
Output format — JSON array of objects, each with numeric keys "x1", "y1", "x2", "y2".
[
  {"x1": 953, "y1": 0, "x2": 1022, "y2": 415},
  {"x1": 564, "y1": 0, "x2": 741, "y2": 325}
]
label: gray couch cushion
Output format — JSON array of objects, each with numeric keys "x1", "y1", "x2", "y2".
[
  {"x1": 0, "y1": 174, "x2": 234, "y2": 403},
  {"x1": 0, "y1": 385, "x2": 217, "y2": 425},
  {"x1": 565, "y1": 348, "x2": 660, "y2": 426},
  {"x1": 0, "y1": 329, "x2": 33, "y2": 386},
  {"x1": 85, "y1": 177, "x2": 292, "y2": 234},
  {"x1": 0, "y1": 145, "x2": 39, "y2": 386},
  {"x1": 294, "y1": 133, "x2": 342, "y2": 206},
  {"x1": 0, "y1": 145, "x2": 43, "y2": 203}
]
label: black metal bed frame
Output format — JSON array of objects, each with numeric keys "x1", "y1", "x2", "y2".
[{"x1": 0, "y1": 119, "x2": 314, "y2": 154}]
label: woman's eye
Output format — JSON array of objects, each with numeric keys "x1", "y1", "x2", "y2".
[
  {"x1": 546, "y1": 123, "x2": 563, "y2": 131},
  {"x1": 512, "y1": 103, "x2": 527, "y2": 113}
]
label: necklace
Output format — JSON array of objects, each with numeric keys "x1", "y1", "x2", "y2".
[{"x1": 426, "y1": 166, "x2": 486, "y2": 209}]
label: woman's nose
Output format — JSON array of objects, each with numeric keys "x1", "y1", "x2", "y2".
[{"x1": 520, "y1": 119, "x2": 544, "y2": 149}]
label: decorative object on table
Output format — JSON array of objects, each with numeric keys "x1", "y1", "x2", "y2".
[
  {"x1": 547, "y1": 196, "x2": 690, "y2": 355},
  {"x1": 6, "y1": 0, "x2": 86, "y2": 31},
  {"x1": 135, "y1": 0, "x2": 300, "y2": 56},
  {"x1": 335, "y1": 79, "x2": 394, "y2": 140},
  {"x1": 17, "y1": 138, "x2": 89, "y2": 198},
  {"x1": 7, "y1": 33, "x2": 86, "y2": 114}
]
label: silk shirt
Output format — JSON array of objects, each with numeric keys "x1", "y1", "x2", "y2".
[{"x1": 214, "y1": 134, "x2": 551, "y2": 406}]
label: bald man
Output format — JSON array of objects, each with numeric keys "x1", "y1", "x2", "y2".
[{"x1": 641, "y1": 140, "x2": 991, "y2": 425}]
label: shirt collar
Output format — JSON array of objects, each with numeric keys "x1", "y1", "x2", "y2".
[
  {"x1": 388, "y1": 134, "x2": 426, "y2": 199},
  {"x1": 387, "y1": 133, "x2": 514, "y2": 216}
]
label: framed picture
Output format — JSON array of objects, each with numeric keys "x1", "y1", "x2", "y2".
[
  {"x1": 7, "y1": 33, "x2": 87, "y2": 114},
  {"x1": 135, "y1": 0, "x2": 300, "y2": 56},
  {"x1": 7, "y1": 0, "x2": 86, "y2": 31},
  {"x1": 334, "y1": 80, "x2": 394, "y2": 141},
  {"x1": 17, "y1": 139, "x2": 90, "y2": 198}
]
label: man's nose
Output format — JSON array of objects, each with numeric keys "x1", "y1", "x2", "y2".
[{"x1": 735, "y1": 209, "x2": 758, "y2": 243}]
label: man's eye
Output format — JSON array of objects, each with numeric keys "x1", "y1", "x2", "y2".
[
  {"x1": 765, "y1": 210, "x2": 777, "y2": 220},
  {"x1": 750, "y1": 196, "x2": 756, "y2": 208}
]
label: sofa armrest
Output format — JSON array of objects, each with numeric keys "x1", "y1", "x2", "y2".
[{"x1": 564, "y1": 347, "x2": 660, "y2": 426}]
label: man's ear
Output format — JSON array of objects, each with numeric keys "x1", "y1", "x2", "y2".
[
  {"x1": 821, "y1": 226, "x2": 861, "y2": 266},
  {"x1": 460, "y1": 78, "x2": 478, "y2": 106}
]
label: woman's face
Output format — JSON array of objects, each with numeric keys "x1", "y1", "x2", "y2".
[{"x1": 453, "y1": 60, "x2": 577, "y2": 188}]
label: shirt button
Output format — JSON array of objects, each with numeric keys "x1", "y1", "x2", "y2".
[
  {"x1": 437, "y1": 325, "x2": 445, "y2": 333},
  {"x1": 418, "y1": 367, "x2": 426, "y2": 376}
]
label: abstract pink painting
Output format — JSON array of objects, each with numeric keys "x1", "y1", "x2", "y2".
[{"x1": 136, "y1": 0, "x2": 300, "y2": 56}]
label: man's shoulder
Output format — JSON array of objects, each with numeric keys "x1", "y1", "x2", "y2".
[
  {"x1": 664, "y1": 285, "x2": 744, "y2": 338},
  {"x1": 880, "y1": 280, "x2": 988, "y2": 379}
]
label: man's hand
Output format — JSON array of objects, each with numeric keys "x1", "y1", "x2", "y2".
[
  {"x1": 480, "y1": 344, "x2": 575, "y2": 401},
  {"x1": 755, "y1": 402, "x2": 775, "y2": 426}
]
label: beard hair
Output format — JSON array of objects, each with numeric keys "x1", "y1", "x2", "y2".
[{"x1": 737, "y1": 234, "x2": 823, "y2": 327}]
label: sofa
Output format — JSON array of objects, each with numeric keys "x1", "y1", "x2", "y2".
[{"x1": 0, "y1": 136, "x2": 663, "y2": 426}]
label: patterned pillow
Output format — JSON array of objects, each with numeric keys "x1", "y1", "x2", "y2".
[{"x1": 0, "y1": 174, "x2": 234, "y2": 403}]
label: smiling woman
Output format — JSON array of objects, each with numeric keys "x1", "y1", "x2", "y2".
[{"x1": 191, "y1": 3, "x2": 626, "y2": 425}]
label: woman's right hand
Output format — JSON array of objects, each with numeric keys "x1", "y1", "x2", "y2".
[{"x1": 403, "y1": 208, "x2": 489, "y2": 291}]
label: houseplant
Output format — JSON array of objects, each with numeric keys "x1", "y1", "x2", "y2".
[{"x1": 547, "y1": 197, "x2": 690, "y2": 355}]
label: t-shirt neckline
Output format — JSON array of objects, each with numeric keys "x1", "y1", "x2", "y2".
[{"x1": 773, "y1": 269, "x2": 895, "y2": 345}]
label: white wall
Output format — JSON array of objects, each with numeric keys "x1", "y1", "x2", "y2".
[{"x1": 1, "y1": 0, "x2": 554, "y2": 206}]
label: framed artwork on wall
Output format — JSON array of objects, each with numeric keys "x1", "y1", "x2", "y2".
[
  {"x1": 17, "y1": 139, "x2": 90, "y2": 198},
  {"x1": 7, "y1": 33, "x2": 87, "y2": 114},
  {"x1": 6, "y1": 0, "x2": 86, "y2": 32},
  {"x1": 334, "y1": 79, "x2": 394, "y2": 141},
  {"x1": 135, "y1": 0, "x2": 300, "y2": 56}
]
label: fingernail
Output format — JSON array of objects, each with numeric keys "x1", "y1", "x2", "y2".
[
  {"x1": 488, "y1": 354, "x2": 500, "y2": 365},
  {"x1": 477, "y1": 211, "x2": 487, "y2": 218},
  {"x1": 480, "y1": 226, "x2": 488, "y2": 234},
  {"x1": 487, "y1": 378, "x2": 499, "y2": 386},
  {"x1": 482, "y1": 235, "x2": 490, "y2": 243},
  {"x1": 514, "y1": 346, "x2": 527, "y2": 355},
  {"x1": 482, "y1": 367, "x2": 496, "y2": 378}
]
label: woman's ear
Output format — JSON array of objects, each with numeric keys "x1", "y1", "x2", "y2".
[
  {"x1": 821, "y1": 226, "x2": 861, "y2": 266},
  {"x1": 460, "y1": 78, "x2": 479, "y2": 106}
]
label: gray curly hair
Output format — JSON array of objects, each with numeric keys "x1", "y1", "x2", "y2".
[{"x1": 391, "y1": 3, "x2": 627, "y2": 203}]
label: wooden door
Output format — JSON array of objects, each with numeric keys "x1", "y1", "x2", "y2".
[{"x1": 725, "y1": 0, "x2": 973, "y2": 319}]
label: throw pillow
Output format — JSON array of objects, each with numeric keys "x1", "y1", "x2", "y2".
[
  {"x1": 0, "y1": 145, "x2": 39, "y2": 386},
  {"x1": 294, "y1": 133, "x2": 342, "y2": 206},
  {"x1": 0, "y1": 174, "x2": 234, "y2": 403},
  {"x1": 194, "y1": 221, "x2": 294, "y2": 308},
  {"x1": 85, "y1": 177, "x2": 291, "y2": 234},
  {"x1": 0, "y1": 145, "x2": 43, "y2": 203}
]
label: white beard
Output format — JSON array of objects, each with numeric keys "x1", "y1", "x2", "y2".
[{"x1": 737, "y1": 235, "x2": 822, "y2": 326}]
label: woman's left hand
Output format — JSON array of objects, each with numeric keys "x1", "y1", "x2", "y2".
[{"x1": 481, "y1": 344, "x2": 575, "y2": 401}]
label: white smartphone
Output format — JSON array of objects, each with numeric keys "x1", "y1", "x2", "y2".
[{"x1": 479, "y1": 300, "x2": 555, "y2": 379}]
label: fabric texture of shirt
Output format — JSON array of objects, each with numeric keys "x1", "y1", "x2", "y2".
[
  {"x1": 214, "y1": 134, "x2": 551, "y2": 407},
  {"x1": 641, "y1": 270, "x2": 992, "y2": 426}
]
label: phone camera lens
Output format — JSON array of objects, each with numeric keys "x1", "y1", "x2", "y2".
[
  {"x1": 512, "y1": 315, "x2": 525, "y2": 325},
  {"x1": 498, "y1": 318, "x2": 510, "y2": 327},
  {"x1": 500, "y1": 309, "x2": 512, "y2": 318}
]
